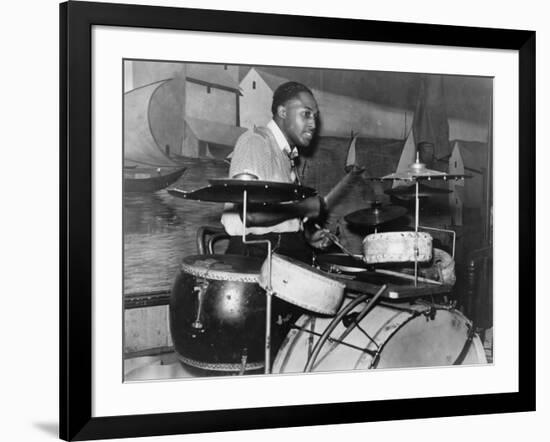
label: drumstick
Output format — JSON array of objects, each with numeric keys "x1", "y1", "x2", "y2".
[
  {"x1": 323, "y1": 167, "x2": 365, "y2": 210},
  {"x1": 374, "y1": 268, "x2": 442, "y2": 285},
  {"x1": 314, "y1": 223, "x2": 363, "y2": 262}
]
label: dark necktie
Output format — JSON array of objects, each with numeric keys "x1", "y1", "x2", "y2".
[{"x1": 288, "y1": 148, "x2": 301, "y2": 185}]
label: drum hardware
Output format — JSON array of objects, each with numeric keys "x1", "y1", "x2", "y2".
[
  {"x1": 306, "y1": 285, "x2": 387, "y2": 371},
  {"x1": 240, "y1": 187, "x2": 275, "y2": 374},
  {"x1": 304, "y1": 292, "x2": 367, "y2": 371},
  {"x1": 191, "y1": 279, "x2": 209, "y2": 330},
  {"x1": 290, "y1": 322, "x2": 377, "y2": 356},
  {"x1": 418, "y1": 225, "x2": 456, "y2": 259},
  {"x1": 239, "y1": 350, "x2": 249, "y2": 375},
  {"x1": 452, "y1": 324, "x2": 477, "y2": 365},
  {"x1": 307, "y1": 318, "x2": 316, "y2": 357}
]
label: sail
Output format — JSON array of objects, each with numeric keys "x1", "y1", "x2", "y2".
[
  {"x1": 344, "y1": 134, "x2": 358, "y2": 171},
  {"x1": 124, "y1": 79, "x2": 184, "y2": 167},
  {"x1": 392, "y1": 130, "x2": 416, "y2": 188}
]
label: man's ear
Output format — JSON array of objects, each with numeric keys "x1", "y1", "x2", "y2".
[{"x1": 276, "y1": 104, "x2": 287, "y2": 120}]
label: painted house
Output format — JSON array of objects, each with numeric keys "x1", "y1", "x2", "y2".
[
  {"x1": 125, "y1": 61, "x2": 245, "y2": 158},
  {"x1": 448, "y1": 140, "x2": 489, "y2": 225}
]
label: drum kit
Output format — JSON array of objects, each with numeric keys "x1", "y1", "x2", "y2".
[{"x1": 167, "y1": 155, "x2": 485, "y2": 376}]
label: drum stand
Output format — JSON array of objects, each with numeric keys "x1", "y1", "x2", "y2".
[
  {"x1": 240, "y1": 190, "x2": 274, "y2": 374},
  {"x1": 413, "y1": 181, "x2": 420, "y2": 286}
]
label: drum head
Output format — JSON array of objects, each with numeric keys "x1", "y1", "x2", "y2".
[
  {"x1": 363, "y1": 231, "x2": 433, "y2": 264},
  {"x1": 260, "y1": 253, "x2": 345, "y2": 315},
  {"x1": 371, "y1": 309, "x2": 476, "y2": 368},
  {"x1": 180, "y1": 254, "x2": 262, "y2": 281}
]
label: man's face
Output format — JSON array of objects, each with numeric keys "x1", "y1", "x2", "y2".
[{"x1": 279, "y1": 92, "x2": 319, "y2": 148}]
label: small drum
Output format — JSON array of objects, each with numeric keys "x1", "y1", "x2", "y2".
[
  {"x1": 376, "y1": 248, "x2": 456, "y2": 286},
  {"x1": 170, "y1": 254, "x2": 265, "y2": 372},
  {"x1": 272, "y1": 300, "x2": 486, "y2": 373},
  {"x1": 363, "y1": 231, "x2": 433, "y2": 264},
  {"x1": 259, "y1": 253, "x2": 346, "y2": 316},
  {"x1": 420, "y1": 248, "x2": 456, "y2": 285}
]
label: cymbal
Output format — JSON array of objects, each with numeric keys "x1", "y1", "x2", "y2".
[
  {"x1": 168, "y1": 179, "x2": 316, "y2": 203},
  {"x1": 344, "y1": 204, "x2": 408, "y2": 227},
  {"x1": 384, "y1": 183, "x2": 452, "y2": 199},
  {"x1": 366, "y1": 160, "x2": 470, "y2": 182}
]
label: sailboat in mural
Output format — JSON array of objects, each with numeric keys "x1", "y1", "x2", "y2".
[{"x1": 390, "y1": 75, "x2": 451, "y2": 196}]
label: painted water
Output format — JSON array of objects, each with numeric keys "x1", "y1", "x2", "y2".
[{"x1": 124, "y1": 158, "x2": 229, "y2": 295}]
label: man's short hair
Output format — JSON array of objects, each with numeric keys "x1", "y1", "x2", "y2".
[{"x1": 271, "y1": 81, "x2": 314, "y2": 116}]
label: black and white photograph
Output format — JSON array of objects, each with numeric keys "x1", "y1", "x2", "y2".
[
  {"x1": 122, "y1": 60, "x2": 494, "y2": 381},
  {"x1": 48, "y1": 1, "x2": 540, "y2": 441}
]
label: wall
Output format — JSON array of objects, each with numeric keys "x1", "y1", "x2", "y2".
[
  {"x1": 131, "y1": 60, "x2": 187, "y2": 90},
  {"x1": 314, "y1": 88, "x2": 412, "y2": 138},
  {"x1": 186, "y1": 81, "x2": 238, "y2": 125}
]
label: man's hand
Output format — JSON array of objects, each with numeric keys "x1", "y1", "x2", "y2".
[{"x1": 305, "y1": 227, "x2": 334, "y2": 250}]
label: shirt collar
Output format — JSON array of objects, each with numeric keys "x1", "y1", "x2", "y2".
[{"x1": 267, "y1": 120, "x2": 298, "y2": 159}]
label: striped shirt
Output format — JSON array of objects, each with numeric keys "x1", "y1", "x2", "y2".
[{"x1": 221, "y1": 120, "x2": 302, "y2": 236}]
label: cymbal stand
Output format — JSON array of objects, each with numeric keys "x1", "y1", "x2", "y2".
[
  {"x1": 418, "y1": 225, "x2": 456, "y2": 259},
  {"x1": 414, "y1": 180, "x2": 420, "y2": 286},
  {"x1": 241, "y1": 190, "x2": 273, "y2": 374}
]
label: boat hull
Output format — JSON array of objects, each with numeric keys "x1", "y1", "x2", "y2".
[{"x1": 124, "y1": 167, "x2": 185, "y2": 192}]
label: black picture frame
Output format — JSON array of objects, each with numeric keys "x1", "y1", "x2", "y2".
[{"x1": 60, "y1": 1, "x2": 536, "y2": 440}]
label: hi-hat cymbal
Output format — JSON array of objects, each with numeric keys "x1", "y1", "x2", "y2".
[
  {"x1": 384, "y1": 183, "x2": 452, "y2": 199},
  {"x1": 168, "y1": 179, "x2": 316, "y2": 203},
  {"x1": 366, "y1": 160, "x2": 471, "y2": 182},
  {"x1": 344, "y1": 204, "x2": 408, "y2": 227}
]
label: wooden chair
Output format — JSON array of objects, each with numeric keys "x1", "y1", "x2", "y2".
[{"x1": 196, "y1": 225, "x2": 230, "y2": 255}]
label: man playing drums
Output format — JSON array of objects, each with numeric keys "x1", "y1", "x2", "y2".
[{"x1": 221, "y1": 81, "x2": 332, "y2": 263}]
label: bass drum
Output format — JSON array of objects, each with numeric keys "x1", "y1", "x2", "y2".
[
  {"x1": 170, "y1": 254, "x2": 266, "y2": 373},
  {"x1": 272, "y1": 299, "x2": 486, "y2": 373}
]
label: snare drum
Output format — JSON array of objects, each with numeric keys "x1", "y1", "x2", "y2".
[
  {"x1": 170, "y1": 254, "x2": 265, "y2": 372},
  {"x1": 259, "y1": 253, "x2": 346, "y2": 316},
  {"x1": 272, "y1": 299, "x2": 486, "y2": 373},
  {"x1": 363, "y1": 231, "x2": 433, "y2": 264}
]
